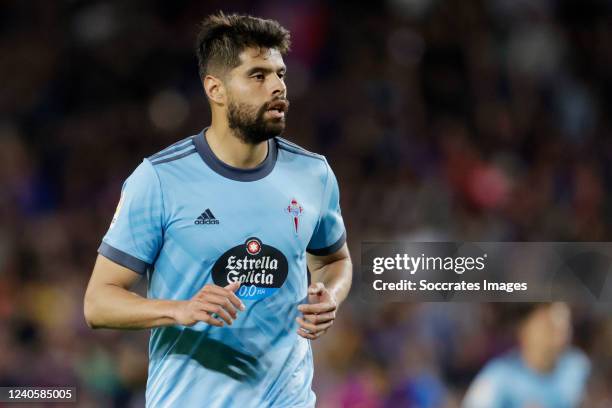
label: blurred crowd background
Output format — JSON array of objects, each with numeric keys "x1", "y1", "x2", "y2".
[{"x1": 1, "y1": 0, "x2": 612, "y2": 406}]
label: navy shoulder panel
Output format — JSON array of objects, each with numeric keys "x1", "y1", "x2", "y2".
[
  {"x1": 276, "y1": 137, "x2": 325, "y2": 162},
  {"x1": 148, "y1": 136, "x2": 197, "y2": 166}
]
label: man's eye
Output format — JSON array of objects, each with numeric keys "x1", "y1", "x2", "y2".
[{"x1": 253, "y1": 74, "x2": 264, "y2": 81}]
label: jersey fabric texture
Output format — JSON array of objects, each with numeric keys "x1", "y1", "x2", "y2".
[
  {"x1": 462, "y1": 348, "x2": 590, "y2": 408},
  {"x1": 98, "y1": 129, "x2": 346, "y2": 408}
]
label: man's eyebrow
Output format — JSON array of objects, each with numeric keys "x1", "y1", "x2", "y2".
[{"x1": 245, "y1": 66, "x2": 287, "y2": 75}]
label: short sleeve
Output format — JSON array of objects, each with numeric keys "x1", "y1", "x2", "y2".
[
  {"x1": 462, "y1": 367, "x2": 504, "y2": 408},
  {"x1": 98, "y1": 159, "x2": 164, "y2": 274},
  {"x1": 306, "y1": 161, "x2": 346, "y2": 255}
]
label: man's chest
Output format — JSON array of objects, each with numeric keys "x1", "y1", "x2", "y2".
[
  {"x1": 507, "y1": 374, "x2": 575, "y2": 408},
  {"x1": 159, "y1": 180, "x2": 320, "y2": 299},
  {"x1": 161, "y1": 177, "x2": 321, "y2": 262}
]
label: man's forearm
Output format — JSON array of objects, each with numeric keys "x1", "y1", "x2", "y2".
[
  {"x1": 84, "y1": 284, "x2": 179, "y2": 330},
  {"x1": 311, "y1": 257, "x2": 352, "y2": 305}
]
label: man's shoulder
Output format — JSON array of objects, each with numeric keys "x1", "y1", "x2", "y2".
[
  {"x1": 476, "y1": 350, "x2": 523, "y2": 382},
  {"x1": 464, "y1": 354, "x2": 513, "y2": 407},
  {"x1": 146, "y1": 134, "x2": 198, "y2": 166},
  {"x1": 275, "y1": 137, "x2": 326, "y2": 163},
  {"x1": 558, "y1": 347, "x2": 591, "y2": 375},
  {"x1": 492, "y1": 350, "x2": 522, "y2": 367}
]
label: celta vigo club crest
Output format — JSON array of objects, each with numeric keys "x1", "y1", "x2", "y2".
[{"x1": 286, "y1": 198, "x2": 303, "y2": 235}]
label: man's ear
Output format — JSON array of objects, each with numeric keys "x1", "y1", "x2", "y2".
[{"x1": 203, "y1": 74, "x2": 226, "y2": 105}]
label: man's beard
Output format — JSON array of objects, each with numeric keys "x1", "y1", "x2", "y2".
[{"x1": 227, "y1": 98, "x2": 288, "y2": 144}]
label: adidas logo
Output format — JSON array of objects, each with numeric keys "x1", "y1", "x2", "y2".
[{"x1": 195, "y1": 209, "x2": 220, "y2": 225}]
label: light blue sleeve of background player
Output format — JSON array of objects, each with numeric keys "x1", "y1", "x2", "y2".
[
  {"x1": 98, "y1": 159, "x2": 164, "y2": 274},
  {"x1": 462, "y1": 363, "x2": 507, "y2": 408},
  {"x1": 463, "y1": 349, "x2": 590, "y2": 408},
  {"x1": 306, "y1": 160, "x2": 346, "y2": 255}
]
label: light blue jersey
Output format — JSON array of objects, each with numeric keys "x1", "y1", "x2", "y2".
[
  {"x1": 463, "y1": 348, "x2": 590, "y2": 408},
  {"x1": 98, "y1": 129, "x2": 346, "y2": 408}
]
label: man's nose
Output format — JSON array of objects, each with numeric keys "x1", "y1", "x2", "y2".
[{"x1": 270, "y1": 74, "x2": 286, "y2": 97}]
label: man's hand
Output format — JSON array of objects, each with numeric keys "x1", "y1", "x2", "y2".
[
  {"x1": 173, "y1": 282, "x2": 245, "y2": 327},
  {"x1": 296, "y1": 282, "x2": 337, "y2": 340}
]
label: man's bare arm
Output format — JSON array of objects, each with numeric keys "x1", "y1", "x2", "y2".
[
  {"x1": 84, "y1": 255, "x2": 244, "y2": 330},
  {"x1": 296, "y1": 243, "x2": 352, "y2": 340},
  {"x1": 307, "y1": 243, "x2": 352, "y2": 305}
]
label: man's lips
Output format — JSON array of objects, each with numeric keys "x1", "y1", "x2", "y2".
[
  {"x1": 265, "y1": 99, "x2": 289, "y2": 120},
  {"x1": 266, "y1": 99, "x2": 289, "y2": 113},
  {"x1": 266, "y1": 109, "x2": 285, "y2": 119}
]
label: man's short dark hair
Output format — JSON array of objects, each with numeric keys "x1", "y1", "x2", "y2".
[
  {"x1": 496, "y1": 303, "x2": 549, "y2": 328},
  {"x1": 195, "y1": 12, "x2": 291, "y2": 78}
]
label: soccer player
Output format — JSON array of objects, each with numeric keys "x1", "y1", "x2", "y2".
[
  {"x1": 83, "y1": 12, "x2": 352, "y2": 408},
  {"x1": 462, "y1": 302, "x2": 590, "y2": 408}
]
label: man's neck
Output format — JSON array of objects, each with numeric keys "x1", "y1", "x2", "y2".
[
  {"x1": 205, "y1": 124, "x2": 268, "y2": 169},
  {"x1": 520, "y1": 346, "x2": 556, "y2": 374}
]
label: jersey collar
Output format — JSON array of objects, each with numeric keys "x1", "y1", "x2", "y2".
[{"x1": 194, "y1": 128, "x2": 278, "y2": 182}]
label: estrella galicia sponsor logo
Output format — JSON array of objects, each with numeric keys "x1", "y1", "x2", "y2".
[
  {"x1": 195, "y1": 209, "x2": 219, "y2": 225},
  {"x1": 212, "y1": 237, "x2": 289, "y2": 300}
]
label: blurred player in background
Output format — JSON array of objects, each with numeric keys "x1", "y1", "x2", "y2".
[
  {"x1": 463, "y1": 302, "x2": 590, "y2": 408},
  {"x1": 83, "y1": 12, "x2": 352, "y2": 408}
]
